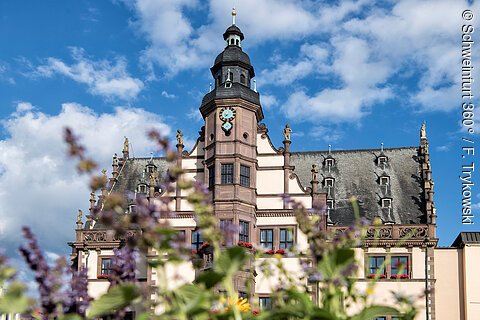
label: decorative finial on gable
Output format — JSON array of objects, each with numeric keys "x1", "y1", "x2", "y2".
[
  {"x1": 123, "y1": 136, "x2": 129, "y2": 159},
  {"x1": 328, "y1": 144, "x2": 331, "y2": 154},
  {"x1": 381, "y1": 142, "x2": 384, "y2": 152},
  {"x1": 420, "y1": 121, "x2": 427, "y2": 140},
  {"x1": 283, "y1": 124, "x2": 292, "y2": 141},
  {"x1": 176, "y1": 129, "x2": 184, "y2": 145}
]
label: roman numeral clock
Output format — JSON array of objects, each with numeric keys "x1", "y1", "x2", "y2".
[{"x1": 219, "y1": 106, "x2": 236, "y2": 132}]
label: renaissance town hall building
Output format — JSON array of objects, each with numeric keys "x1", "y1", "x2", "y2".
[{"x1": 69, "y1": 16, "x2": 480, "y2": 320}]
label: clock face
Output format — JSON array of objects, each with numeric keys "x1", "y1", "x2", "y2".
[{"x1": 219, "y1": 107, "x2": 236, "y2": 122}]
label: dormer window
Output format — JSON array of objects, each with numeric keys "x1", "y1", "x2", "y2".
[
  {"x1": 325, "y1": 158, "x2": 335, "y2": 167},
  {"x1": 137, "y1": 184, "x2": 147, "y2": 194},
  {"x1": 378, "y1": 156, "x2": 388, "y2": 166},
  {"x1": 382, "y1": 198, "x2": 392, "y2": 208},
  {"x1": 324, "y1": 178, "x2": 334, "y2": 187},
  {"x1": 326, "y1": 199, "x2": 334, "y2": 210},
  {"x1": 380, "y1": 176, "x2": 390, "y2": 186},
  {"x1": 128, "y1": 204, "x2": 136, "y2": 214}
]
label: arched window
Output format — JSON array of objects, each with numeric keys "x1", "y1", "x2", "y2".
[
  {"x1": 236, "y1": 39, "x2": 239, "y2": 46},
  {"x1": 240, "y1": 74, "x2": 246, "y2": 84}
]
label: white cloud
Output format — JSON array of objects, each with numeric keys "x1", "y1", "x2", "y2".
[
  {"x1": 161, "y1": 90, "x2": 177, "y2": 99},
  {"x1": 0, "y1": 102, "x2": 170, "y2": 255},
  {"x1": 260, "y1": 94, "x2": 278, "y2": 109},
  {"x1": 16, "y1": 102, "x2": 34, "y2": 113},
  {"x1": 281, "y1": 37, "x2": 393, "y2": 122},
  {"x1": 34, "y1": 47, "x2": 144, "y2": 100},
  {"x1": 124, "y1": 0, "x2": 367, "y2": 76}
]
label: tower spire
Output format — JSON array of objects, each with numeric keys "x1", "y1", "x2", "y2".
[{"x1": 232, "y1": 6, "x2": 236, "y2": 25}]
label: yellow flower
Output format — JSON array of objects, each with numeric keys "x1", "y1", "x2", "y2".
[
  {"x1": 366, "y1": 287, "x2": 374, "y2": 295},
  {"x1": 219, "y1": 296, "x2": 251, "y2": 312}
]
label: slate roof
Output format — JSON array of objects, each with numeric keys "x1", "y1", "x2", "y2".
[
  {"x1": 223, "y1": 25, "x2": 244, "y2": 40},
  {"x1": 214, "y1": 46, "x2": 252, "y2": 68},
  {"x1": 201, "y1": 82, "x2": 260, "y2": 107},
  {"x1": 110, "y1": 158, "x2": 170, "y2": 196},
  {"x1": 451, "y1": 232, "x2": 480, "y2": 247},
  {"x1": 290, "y1": 147, "x2": 425, "y2": 225},
  {"x1": 102, "y1": 146, "x2": 426, "y2": 229}
]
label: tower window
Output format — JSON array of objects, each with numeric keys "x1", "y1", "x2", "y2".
[
  {"x1": 236, "y1": 39, "x2": 239, "y2": 46},
  {"x1": 208, "y1": 165, "x2": 215, "y2": 189},
  {"x1": 191, "y1": 229, "x2": 204, "y2": 251},
  {"x1": 279, "y1": 228, "x2": 294, "y2": 250},
  {"x1": 260, "y1": 229, "x2": 273, "y2": 250},
  {"x1": 240, "y1": 74, "x2": 246, "y2": 84},
  {"x1": 221, "y1": 164, "x2": 234, "y2": 184},
  {"x1": 239, "y1": 220, "x2": 249, "y2": 242},
  {"x1": 240, "y1": 165, "x2": 250, "y2": 187}
]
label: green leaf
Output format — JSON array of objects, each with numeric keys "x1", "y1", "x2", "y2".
[
  {"x1": 335, "y1": 248, "x2": 354, "y2": 266},
  {"x1": 195, "y1": 270, "x2": 225, "y2": 289},
  {"x1": 350, "y1": 305, "x2": 399, "y2": 320},
  {"x1": 87, "y1": 284, "x2": 140, "y2": 318},
  {"x1": 59, "y1": 314, "x2": 83, "y2": 320},
  {"x1": 214, "y1": 246, "x2": 247, "y2": 276},
  {"x1": 173, "y1": 284, "x2": 210, "y2": 316},
  {"x1": 0, "y1": 282, "x2": 33, "y2": 314}
]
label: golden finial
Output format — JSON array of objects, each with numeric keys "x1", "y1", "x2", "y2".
[{"x1": 232, "y1": 7, "x2": 236, "y2": 25}]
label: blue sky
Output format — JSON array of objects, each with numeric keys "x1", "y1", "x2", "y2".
[{"x1": 0, "y1": 0, "x2": 479, "y2": 265}]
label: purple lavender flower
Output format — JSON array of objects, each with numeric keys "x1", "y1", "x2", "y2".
[{"x1": 109, "y1": 246, "x2": 137, "y2": 287}]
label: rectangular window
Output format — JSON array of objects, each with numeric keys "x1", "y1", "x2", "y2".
[
  {"x1": 191, "y1": 229, "x2": 204, "y2": 251},
  {"x1": 221, "y1": 164, "x2": 234, "y2": 184},
  {"x1": 239, "y1": 220, "x2": 249, "y2": 242},
  {"x1": 208, "y1": 165, "x2": 215, "y2": 189},
  {"x1": 374, "y1": 317, "x2": 386, "y2": 320},
  {"x1": 101, "y1": 258, "x2": 111, "y2": 275},
  {"x1": 368, "y1": 256, "x2": 386, "y2": 276},
  {"x1": 279, "y1": 228, "x2": 294, "y2": 250},
  {"x1": 259, "y1": 297, "x2": 272, "y2": 310},
  {"x1": 260, "y1": 229, "x2": 273, "y2": 250},
  {"x1": 219, "y1": 220, "x2": 233, "y2": 244},
  {"x1": 391, "y1": 256, "x2": 409, "y2": 276},
  {"x1": 240, "y1": 165, "x2": 250, "y2": 187}
]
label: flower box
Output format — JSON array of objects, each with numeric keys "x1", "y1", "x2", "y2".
[
  {"x1": 367, "y1": 273, "x2": 386, "y2": 279},
  {"x1": 390, "y1": 274, "x2": 409, "y2": 279},
  {"x1": 264, "y1": 250, "x2": 275, "y2": 255},
  {"x1": 97, "y1": 274, "x2": 110, "y2": 280},
  {"x1": 275, "y1": 249, "x2": 286, "y2": 255},
  {"x1": 237, "y1": 241, "x2": 253, "y2": 249}
]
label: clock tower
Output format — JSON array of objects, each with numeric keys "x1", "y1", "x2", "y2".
[{"x1": 199, "y1": 12, "x2": 263, "y2": 294}]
